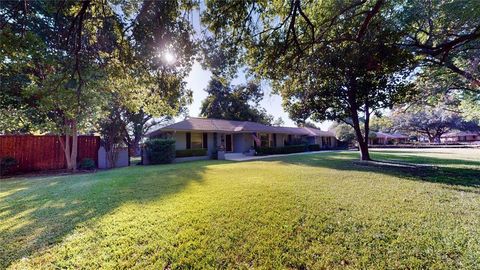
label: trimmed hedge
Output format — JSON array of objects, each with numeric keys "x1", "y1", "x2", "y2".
[
  {"x1": 307, "y1": 144, "x2": 321, "y2": 151},
  {"x1": 176, "y1": 148, "x2": 208, "y2": 158},
  {"x1": 145, "y1": 138, "x2": 176, "y2": 164},
  {"x1": 256, "y1": 144, "x2": 307, "y2": 155}
]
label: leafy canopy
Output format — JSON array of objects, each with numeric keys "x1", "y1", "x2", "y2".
[{"x1": 200, "y1": 78, "x2": 273, "y2": 125}]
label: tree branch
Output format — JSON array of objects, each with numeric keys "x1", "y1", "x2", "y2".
[{"x1": 356, "y1": 0, "x2": 384, "y2": 42}]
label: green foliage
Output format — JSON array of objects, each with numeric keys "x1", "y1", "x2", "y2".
[
  {"x1": 334, "y1": 123, "x2": 356, "y2": 143},
  {"x1": 202, "y1": 0, "x2": 419, "y2": 160},
  {"x1": 145, "y1": 138, "x2": 176, "y2": 164},
  {"x1": 98, "y1": 100, "x2": 126, "y2": 153},
  {"x1": 307, "y1": 144, "x2": 321, "y2": 151},
  {"x1": 272, "y1": 117, "x2": 285, "y2": 127},
  {"x1": 399, "y1": 0, "x2": 480, "y2": 86},
  {"x1": 0, "y1": 1, "x2": 195, "y2": 135},
  {"x1": 79, "y1": 158, "x2": 96, "y2": 170},
  {"x1": 370, "y1": 116, "x2": 394, "y2": 133},
  {"x1": 200, "y1": 78, "x2": 273, "y2": 125},
  {"x1": 175, "y1": 149, "x2": 208, "y2": 158},
  {"x1": 255, "y1": 144, "x2": 307, "y2": 155},
  {"x1": 0, "y1": 156, "x2": 17, "y2": 176},
  {"x1": 392, "y1": 104, "x2": 479, "y2": 142},
  {"x1": 460, "y1": 93, "x2": 480, "y2": 124}
]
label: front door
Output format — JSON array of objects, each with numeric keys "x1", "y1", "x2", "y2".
[{"x1": 225, "y1": 134, "x2": 232, "y2": 152}]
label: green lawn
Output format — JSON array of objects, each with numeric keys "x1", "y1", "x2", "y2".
[{"x1": 1, "y1": 149, "x2": 480, "y2": 269}]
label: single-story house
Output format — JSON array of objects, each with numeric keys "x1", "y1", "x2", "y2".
[
  {"x1": 147, "y1": 117, "x2": 336, "y2": 158},
  {"x1": 369, "y1": 132, "x2": 408, "y2": 145},
  {"x1": 440, "y1": 131, "x2": 480, "y2": 143}
]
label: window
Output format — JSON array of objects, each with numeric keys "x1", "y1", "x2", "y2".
[
  {"x1": 259, "y1": 133, "x2": 270, "y2": 147},
  {"x1": 187, "y1": 132, "x2": 204, "y2": 149},
  {"x1": 322, "y1": 137, "x2": 331, "y2": 147},
  {"x1": 191, "y1": 133, "x2": 203, "y2": 149}
]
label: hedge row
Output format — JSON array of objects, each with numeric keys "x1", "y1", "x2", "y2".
[
  {"x1": 255, "y1": 144, "x2": 307, "y2": 155},
  {"x1": 176, "y1": 148, "x2": 208, "y2": 158},
  {"x1": 307, "y1": 144, "x2": 321, "y2": 151}
]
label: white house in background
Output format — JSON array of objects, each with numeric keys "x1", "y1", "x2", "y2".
[
  {"x1": 147, "y1": 117, "x2": 337, "y2": 158},
  {"x1": 369, "y1": 132, "x2": 409, "y2": 145},
  {"x1": 440, "y1": 131, "x2": 480, "y2": 143}
]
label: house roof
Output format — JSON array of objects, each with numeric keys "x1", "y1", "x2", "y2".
[
  {"x1": 441, "y1": 131, "x2": 480, "y2": 138},
  {"x1": 147, "y1": 117, "x2": 335, "y2": 137},
  {"x1": 375, "y1": 132, "x2": 408, "y2": 139}
]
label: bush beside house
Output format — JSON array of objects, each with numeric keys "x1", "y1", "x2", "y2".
[
  {"x1": 307, "y1": 144, "x2": 321, "y2": 151},
  {"x1": 79, "y1": 158, "x2": 96, "y2": 170},
  {"x1": 255, "y1": 144, "x2": 308, "y2": 155},
  {"x1": 176, "y1": 149, "x2": 208, "y2": 158},
  {"x1": 144, "y1": 139, "x2": 176, "y2": 164}
]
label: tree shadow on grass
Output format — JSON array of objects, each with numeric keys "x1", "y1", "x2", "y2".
[
  {"x1": 0, "y1": 160, "x2": 219, "y2": 269},
  {"x1": 368, "y1": 149, "x2": 466, "y2": 155},
  {"x1": 257, "y1": 151, "x2": 480, "y2": 190}
]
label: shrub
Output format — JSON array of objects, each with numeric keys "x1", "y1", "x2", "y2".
[
  {"x1": 79, "y1": 158, "x2": 96, "y2": 170},
  {"x1": 336, "y1": 141, "x2": 349, "y2": 149},
  {"x1": 0, "y1": 156, "x2": 17, "y2": 176},
  {"x1": 176, "y1": 148, "x2": 208, "y2": 158},
  {"x1": 256, "y1": 144, "x2": 307, "y2": 155},
  {"x1": 145, "y1": 138, "x2": 176, "y2": 164},
  {"x1": 308, "y1": 144, "x2": 321, "y2": 151}
]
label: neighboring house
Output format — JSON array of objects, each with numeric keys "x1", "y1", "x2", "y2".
[
  {"x1": 369, "y1": 132, "x2": 408, "y2": 145},
  {"x1": 147, "y1": 117, "x2": 336, "y2": 158},
  {"x1": 440, "y1": 131, "x2": 480, "y2": 143}
]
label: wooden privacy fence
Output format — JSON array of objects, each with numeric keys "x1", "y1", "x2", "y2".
[{"x1": 0, "y1": 135, "x2": 100, "y2": 173}]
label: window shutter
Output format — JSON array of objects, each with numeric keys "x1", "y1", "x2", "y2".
[
  {"x1": 273, "y1": 134, "x2": 277, "y2": 147},
  {"x1": 186, "y1": 132, "x2": 191, "y2": 149},
  {"x1": 203, "y1": 133, "x2": 208, "y2": 149}
]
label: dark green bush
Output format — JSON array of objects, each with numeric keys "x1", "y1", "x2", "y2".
[
  {"x1": 79, "y1": 158, "x2": 96, "y2": 170},
  {"x1": 256, "y1": 144, "x2": 307, "y2": 155},
  {"x1": 0, "y1": 156, "x2": 17, "y2": 176},
  {"x1": 176, "y1": 148, "x2": 208, "y2": 158},
  {"x1": 145, "y1": 138, "x2": 176, "y2": 164},
  {"x1": 308, "y1": 144, "x2": 320, "y2": 151}
]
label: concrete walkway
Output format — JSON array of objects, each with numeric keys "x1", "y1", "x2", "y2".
[{"x1": 224, "y1": 150, "x2": 338, "y2": 161}]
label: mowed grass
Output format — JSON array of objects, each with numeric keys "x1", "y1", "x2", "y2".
[{"x1": 1, "y1": 149, "x2": 479, "y2": 269}]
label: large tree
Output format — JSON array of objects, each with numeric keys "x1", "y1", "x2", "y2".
[
  {"x1": 123, "y1": 109, "x2": 174, "y2": 157},
  {"x1": 392, "y1": 105, "x2": 477, "y2": 142},
  {"x1": 400, "y1": 0, "x2": 480, "y2": 87},
  {"x1": 1, "y1": 0, "x2": 195, "y2": 170},
  {"x1": 200, "y1": 77, "x2": 273, "y2": 124},
  {"x1": 202, "y1": 0, "x2": 480, "y2": 160},
  {"x1": 203, "y1": 0, "x2": 416, "y2": 160}
]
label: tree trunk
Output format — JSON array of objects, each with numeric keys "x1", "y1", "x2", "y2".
[
  {"x1": 70, "y1": 120, "x2": 78, "y2": 171},
  {"x1": 349, "y1": 108, "x2": 371, "y2": 161},
  {"x1": 60, "y1": 120, "x2": 78, "y2": 172},
  {"x1": 63, "y1": 133, "x2": 72, "y2": 170},
  {"x1": 133, "y1": 138, "x2": 141, "y2": 156},
  {"x1": 358, "y1": 140, "x2": 371, "y2": 160}
]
